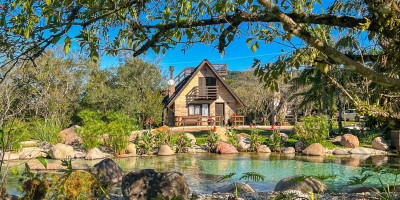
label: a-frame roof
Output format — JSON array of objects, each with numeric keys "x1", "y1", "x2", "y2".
[{"x1": 164, "y1": 59, "x2": 245, "y2": 108}]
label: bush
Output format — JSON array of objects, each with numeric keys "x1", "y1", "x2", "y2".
[
  {"x1": 249, "y1": 128, "x2": 260, "y2": 151},
  {"x1": 76, "y1": 110, "x2": 105, "y2": 150},
  {"x1": 207, "y1": 129, "x2": 220, "y2": 153},
  {"x1": 292, "y1": 115, "x2": 330, "y2": 146},
  {"x1": 106, "y1": 111, "x2": 137, "y2": 155},
  {"x1": 2, "y1": 118, "x2": 29, "y2": 151},
  {"x1": 30, "y1": 118, "x2": 62, "y2": 145},
  {"x1": 225, "y1": 128, "x2": 238, "y2": 148},
  {"x1": 176, "y1": 133, "x2": 191, "y2": 153}
]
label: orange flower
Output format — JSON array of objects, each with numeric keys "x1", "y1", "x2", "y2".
[
  {"x1": 233, "y1": 113, "x2": 236, "y2": 117},
  {"x1": 213, "y1": 126, "x2": 216, "y2": 132}
]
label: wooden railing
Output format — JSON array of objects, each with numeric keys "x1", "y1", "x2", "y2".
[
  {"x1": 175, "y1": 116, "x2": 222, "y2": 126},
  {"x1": 234, "y1": 116, "x2": 245, "y2": 126},
  {"x1": 174, "y1": 67, "x2": 195, "y2": 85},
  {"x1": 194, "y1": 86, "x2": 218, "y2": 99},
  {"x1": 212, "y1": 64, "x2": 228, "y2": 76}
]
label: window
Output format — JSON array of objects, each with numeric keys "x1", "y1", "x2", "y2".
[
  {"x1": 188, "y1": 104, "x2": 209, "y2": 116},
  {"x1": 205, "y1": 77, "x2": 216, "y2": 86}
]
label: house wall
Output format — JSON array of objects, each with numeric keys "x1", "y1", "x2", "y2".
[{"x1": 171, "y1": 63, "x2": 241, "y2": 125}]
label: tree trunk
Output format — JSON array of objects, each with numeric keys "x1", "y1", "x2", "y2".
[{"x1": 336, "y1": 87, "x2": 343, "y2": 131}]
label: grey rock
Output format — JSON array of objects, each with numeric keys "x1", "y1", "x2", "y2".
[
  {"x1": 282, "y1": 147, "x2": 295, "y2": 154},
  {"x1": 213, "y1": 182, "x2": 255, "y2": 193},
  {"x1": 85, "y1": 148, "x2": 106, "y2": 160},
  {"x1": 274, "y1": 175, "x2": 329, "y2": 193},
  {"x1": 237, "y1": 137, "x2": 251, "y2": 152},
  {"x1": 92, "y1": 158, "x2": 124, "y2": 184}
]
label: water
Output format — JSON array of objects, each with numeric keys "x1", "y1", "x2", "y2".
[{"x1": 3, "y1": 153, "x2": 400, "y2": 195}]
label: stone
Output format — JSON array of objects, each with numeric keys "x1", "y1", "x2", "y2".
[
  {"x1": 74, "y1": 152, "x2": 86, "y2": 158},
  {"x1": 59, "y1": 125, "x2": 83, "y2": 145},
  {"x1": 212, "y1": 182, "x2": 255, "y2": 193},
  {"x1": 371, "y1": 137, "x2": 390, "y2": 151},
  {"x1": 216, "y1": 142, "x2": 238, "y2": 154},
  {"x1": 49, "y1": 143, "x2": 75, "y2": 159},
  {"x1": 349, "y1": 147, "x2": 372, "y2": 155},
  {"x1": 92, "y1": 158, "x2": 124, "y2": 184},
  {"x1": 302, "y1": 143, "x2": 325, "y2": 156},
  {"x1": 0, "y1": 152, "x2": 19, "y2": 160},
  {"x1": 85, "y1": 148, "x2": 106, "y2": 160},
  {"x1": 295, "y1": 140, "x2": 305, "y2": 152},
  {"x1": 184, "y1": 133, "x2": 196, "y2": 146},
  {"x1": 39, "y1": 142, "x2": 52, "y2": 151},
  {"x1": 269, "y1": 133, "x2": 289, "y2": 142},
  {"x1": 340, "y1": 134, "x2": 359, "y2": 148},
  {"x1": 121, "y1": 169, "x2": 190, "y2": 200},
  {"x1": 257, "y1": 145, "x2": 271, "y2": 153},
  {"x1": 347, "y1": 187, "x2": 380, "y2": 194},
  {"x1": 333, "y1": 149, "x2": 349, "y2": 155},
  {"x1": 282, "y1": 147, "x2": 295, "y2": 154},
  {"x1": 29, "y1": 163, "x2": 89, "y2": 171},
  {"x1": 371, "y1": 155, "x2": 389, "y2": 166},
  {"x1": 126, "y1": 143, "x2": 136, "y2": 155},
  {"x1": 237, "y1": 137, "x2": 251, "y2": 152},
  {"x1": 158, "y1": 145, "x2": 174, "y2": 156},
  {"x1": 274, "y1": 175, "x2": 329, "y2": 193},
  {"x1": 391, "y1": 130, "x2": 400, "y2": 150},
  {"x1": 215, "y1": 127, "x2": 228, "y2": 142},
  {"x1": 20, "y1": 141, "x2": 39, "y2": 147},
  {"x1": 331, "y1": 136, "x2": 342, "y2": 144},
  {"x1": 19, "y1": 149, "x2": 46, "y2": 159},
  {"x1": 236, "y1": 133, "x2": 250, "y2": 138}
]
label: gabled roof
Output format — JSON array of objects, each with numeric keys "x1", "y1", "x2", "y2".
[{"x1": 164, "y1": 59, "x2": 245, "y2": 108}]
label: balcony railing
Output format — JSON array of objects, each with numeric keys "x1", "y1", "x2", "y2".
[
  {"x1": 194, "y1": 86, "x2": 218, "y2": 99},
  {"x1": 212, "y1": 64, "x2": 228, "y2": 77}
]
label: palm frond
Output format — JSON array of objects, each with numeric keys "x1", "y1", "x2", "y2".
[
  {"x1": 239, "y1": 172, "x2": 265, "y2": 182},
  {"x1": 218, "y1": 172, "x2": 236, "y2": 182}
]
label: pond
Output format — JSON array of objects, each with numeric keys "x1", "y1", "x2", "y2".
[{"x1": 4, "y1": 153, "x2": 400, "y2": 196}]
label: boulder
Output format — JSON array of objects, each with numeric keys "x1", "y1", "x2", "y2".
[
  {"x1": 184, "y1": 133, "x2": 196, "y2": 146},
  {"x1": 19, "y1": 149, "x2": 46, "y2": 159},
  {"x1": 216, "y1": 142, "x2": 238, "y2": 154},
  {"x1": 257, "y1": 145, "x2": 271, "y2": 153},
  {"x1": 371, "y1": 137, "x2": 390, "y2": 151},
  {"x1": 0, "y1": 152, "x2": 19, "y2": 160},
  {"x1": 347, "y1": 187, "x2": 380, "y2": 194},
  {"x1": 59, "y1": 125, "x2": 82, "y2": 145},
  {"x1": 331, "y1": 136, "x2": 342, "y2": 144},
  {"x1": 39, "y1": 142, "x2": 52, "y2": 151},
  {"x1": 236, "y1": 133, "x2": 250, "y2": 138},
  {"x1": 215, "y1": 127, "x2": 228, "y2": 142},
  {"x1": 85, "y1": 148, "x2": 106, "y2": 160},
  {"x1": 74, "y1": 152, "x2": 86, "y2": 158},
  {"x1": 332, "y1": 149, "x2": 349, "y2": 155},
  {"x1": 269, "y1": 133, "x2": 289, "y2": 142},
  {"x1": 237, "y1": 137, "x2": 251, "y2": 152},
  {"x1": 295, "y1": 140, "x2": 305, "y2": 152},
  {"x1": 29, "y1": 163, "x2": 89, "y2": 171},
  {"x1": 121, "y1": 169, "x2": 190, "y2": 200},
  {"x1": 282, "y1": 147, "x2": 295, "y2": 154},
  {"x1": 213, "y1": 182, "x2": 255, "y2": 193},
  {"x1": 340, "y1": 134, "x2": 359, "y2": 148},
  {"x1": 49, "y1": 143, "x2": 75, "y2": 159},
  {"x1": 92, "y1": 158, "x2": 124, "y2": 184},
  {"x1": 126, "y1": 143, "x2": 136, "y2": 155},
  {"x1": 20, "y1": 141, "x2": 39, "y2": 147},
  {"x1": 158, "y1": 145, "x2": 174, "y2": 156},
  {"x1": 349, "y1": 147, "x2": 372, "y2": 155},
  {"x1": 302, "y1": 143, "x2": 325, "y2": 156},
  {"x1": 274, "y1": 175, "x2": 329, "y2": 193}
]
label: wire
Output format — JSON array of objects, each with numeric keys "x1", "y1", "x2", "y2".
[{"x1": 162, "y1": 52, "x2": 283, "y2": 65}]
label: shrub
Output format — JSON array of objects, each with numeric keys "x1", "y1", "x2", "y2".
[
  {"x1": 268, "y1": 127, "x2": 282, "y2": 152},
  {"x1": 207, "y1": 129, "x2": 220, "y2": 153},
  {"x1": 249, "y1": 128, "x2": 260, "y2": 151},
  {"x1": 139, "y1": 131, "x2": 154, "y2": 155},
  {"x1": 106, "y1": 111, "x2": 137, "y2": 155},
  {"x1": 292, "y1": 115, "x2": 330, "y2": 146},
  {"x1": 2, "y1": 118, "x2": 29, "y2": 151},
  {"x1": 225, "y1": 128, "x2": 238, "y2": 148},
  {"x1": 76, "y1": 110, "x2": 105, "y2": 150},
  {"x1": 176, "y1": 133, "x2": 191, "y2": 153},
  {"x1": 30, "y1": 118, "x2": 62, "y2": 145}
]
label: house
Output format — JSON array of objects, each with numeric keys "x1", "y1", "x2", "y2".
[{"x1": 163, "y1": 59, "x2": 244, "y2": 126}]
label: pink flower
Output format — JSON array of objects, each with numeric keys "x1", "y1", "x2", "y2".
[{"x1": 145, "y1": 120, "x2": 148, "y2": 123}]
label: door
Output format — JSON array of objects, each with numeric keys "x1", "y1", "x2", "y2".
[{"x1": 215, "y1": 103, "x2": 225, "y2": 125}]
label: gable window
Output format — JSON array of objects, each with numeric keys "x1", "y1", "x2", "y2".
[
  {"x1": 188, "y1": 104, "x2": 209, "y2": 116},
  {"x1": 205, "y1": 77, "x2": 216, "y2": 86}
]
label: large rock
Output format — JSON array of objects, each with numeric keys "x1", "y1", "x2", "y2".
[
  {"x1": 213, "y1": 182, "x2": 255, "y2": 193},
  {"x1": 216, "y1": 142, "x2": 238, "y2": 154},
  {"x1": 347, "y1": 187, "x2": 380, "y2": 194},
  {"x1": 215, "y1": 127, "x2": 228, "y2": 142},
  {"x1": 340, "y1": 134, "x2": 359, "y2": 148},
  {"x1": 371, "y1": 137, "x2": 390, "y2": 151},
  {"x1": 237, "y1": 137, "x2": 251, "y2": 152},
  {"x1": 333, "y1": 149, "x2": 349, "y2": 155},
  {"x1": 331, "y1": 136, "x2": 342, "y2": 144},
  {"x1": 257, "y1": 145, "x2": 271, "y2": 153},
  {"x1": 49, "y1": 143, "x2": 75, "y2": 159},
  {"x1": 121, "y1": 169, "x2": 190, "y2": 200},
  {"x1": 59, "y1": 125, "x2": 82, "y2": 145},
  {"x1": 0, "y1": 152, "x2": 19, "y2": 160},
  {"x1": 92, "y1": 158, "x2": 124, "y2": 184},
  {"x1": 126, "y1": 143, "x2": 136, "y2": 155},
  {"x1": 302, "y1": 143, "x2": 325, "y2": 156},
  {"x1": 282, "y1": 147, "x2": 295, "y2": 154},
  {"x1": 184, "y1": 133, "x2": 196, "y2": 146},
  {"x1": 274, "y1": 175, "x2": 329, "y2": 193},
  {"x1": 295, "y1": 140, "x2": 306, "y2": 152},
  {"x1": 85, "y1": 148, "x2": 106, "y2": 160},
  {"x1": 269, "y1": 133, "x2": 289, "y2": 142},
  {"x1": 349, "y1": 147, "x2": 372, "y2": 155},
  {"x1": 19, "y1": 148, "x2": 46, "y2": 159},
  {"x1": 158, "y1": 145, "x2": 174, "y2": 156}
]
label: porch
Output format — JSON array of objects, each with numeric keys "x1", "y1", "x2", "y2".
[{"x1": 174, "y1": 115, "x2": 245, "y2": 127}]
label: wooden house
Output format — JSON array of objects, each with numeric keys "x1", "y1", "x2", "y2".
[{"x1": 163, "y1": 59, "x2": 244, "y2": 126}]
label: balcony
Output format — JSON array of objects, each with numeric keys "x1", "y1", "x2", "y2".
[
  {"x1": 212, "y1": 64, "x2": 228, "y2": 77},
  {"x1": 194, "y1": 86, "x2": 218, "y2": 99}
]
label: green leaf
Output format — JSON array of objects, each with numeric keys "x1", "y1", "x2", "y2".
[
  {"x1": 11, "y1": 168, "x2": 18, "y2": 175},
  {"x1": 218, "y1": 172, "x2": 236, "y2": 182},
  {"x1": 64, "y1": 37, "x2": 71, "y2": 56},
  {"x1": 36, "y1": 157, "x2": 47, "y2": 169},
  {"x1": 24, "y1": 28, "x2": 29, "y2": 39},
  {"x1": 46, "y1": 0, "x2": 52, "y2": 6},
  {"x1": 251, "y1": 43, "x2": 257, "y2": 53}
]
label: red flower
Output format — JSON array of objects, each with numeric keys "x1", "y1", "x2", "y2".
[
  {"x1": 151, "y1": 119, "x2": 154, "y2": 123},
  {"x1": 233, "y1": 113, "x2": 236, "y2": 118},
  {"x1": 270, "y1": 127, "x2": 274, "y2": 130},
  {"x1": 213, "y1": 126, "x2": 216, "y2": 132},
  {"x1": 170, "y1": 127, "x2": 173, "y2": 129},
  {"x1": 250, "y1": 125, "x2": 253, "y2": 128},
  {"x1": 278, "y1": 124, "x2": 281, "y2": 126},
  {"x1": 145, "y1": 120, "x2": 148, "y2": 123}
]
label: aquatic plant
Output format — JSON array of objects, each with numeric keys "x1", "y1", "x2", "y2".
[{"x1": 218, "y1": 172, "x2": 265, "y2": 199}]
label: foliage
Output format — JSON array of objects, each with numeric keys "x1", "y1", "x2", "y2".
[
  {"x1": 225, "y1": 128, "x2": 238, "y2": 148},
  {"x1": 1, "y1": 119, "x2": 29, "y2": 151},
  {"x1": 175, "y1": 133, "x2": 192, "y2": 153},
  {"x1": 76, "y1": 110, "x2": 106, "y2": 150},
  {"x1": 21, "y1": 177, "x2": 50, "y2": 200},
  {"x1": 218, "y1": 172, "x2": 265, "y2": 199},
  {"x1": 268, "y1": 126, "x2": 282, "y2": 152},
  {"x1": 106, "y1": 111, "x2": 137, "y2": 155},
  {"x1": 139, "y1": 131, "x2": 154, "y2": 155},
  {"x1": 249, "y1": 128, "x2": 260, "y2": 152},
  {"x1": 207, "y1": 129, "x2": 220, "y2": 153},
  {"x1": 292, "y1": 115, "x2": 330, "y2": 146},
  {"x1": 155, "y1": 130, "x2": 171, "y2": 148},
  {"x1": 30, "y1": 118, "x2": 62, "y2": 145}
]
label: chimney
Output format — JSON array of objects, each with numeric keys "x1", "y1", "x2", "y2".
[{"x1": 169, "y1": 66, "x2": 175, "y2": 98}]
